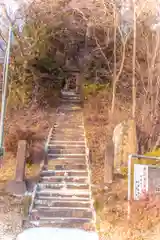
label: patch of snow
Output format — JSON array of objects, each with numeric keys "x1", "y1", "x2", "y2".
[{"x1": 16, "y1": 228, "x2": 99, "y2": 240}]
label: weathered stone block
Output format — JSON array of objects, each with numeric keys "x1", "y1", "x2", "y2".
[
  {"x1": 5, "y1": 180, "x2": 27, "y2": 197},
  {"x1": 104, "y1": 142, "x2": 114, "y2": 185},
  {"x1": 113, "y1": 119, "x2": 137, "y2": 173}
]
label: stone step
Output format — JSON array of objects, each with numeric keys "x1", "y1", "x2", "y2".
[
  {"x1": 35, "y1": 195, "x2": 91, "y2": 202},
  {"x1": 55, "y1": 116, "x2": 82, "y2": 121},
  {"x1": 61, "y1": 92, "x2": 80, "y2": 97},
  {"x1": 48, "y1": 144, "x2": 85, "y2": 148},
  {"x1": 61, "y1": 92, "x2": 80, "y2": 96},
  {"x1": 47, "y1": 159, "x2": 86, "y2": 166},
  {"x1": 50, "y1": 131, "x2": 84, "y2": 136},
  {"x1": 30, "y1": 208, "x2": 93, "y2": 219},
  {"x1": 47, "y1": 157, "x2": 86, "y2": 161},
  {"x1": 40, "y1": 175, "x2": 89, "y2": 183},
  {"x1": 58, "y1": 103, "x2": 81, "y2": 107},
  {"x1": 47, "y1": 151, "x2": 86, "y2": 157},
  {"x1": 54, "y1": 116, "x2": 83, "y2": 121},
  {"x1": 61, "y1": 99, "x2": 81, "y2": 103},
  {"x1": 49, "y1": 137, "x2": 85, "y2": 142},
  {"x1": 53, "y1": 122, "x2": 84, "y2": 125},
  {"x1": 60, "y1": 98, "x2": 81, "y2": 102},
  {"x1": 48, "y1": 153, "x2": 86, "y2": 158},
  {"x1": 51, "y1": 133, "x2": 84, "y2": 137},
  {"x1": 40, "y1": 169, "x2": 88, "y2": 176},
  {"x1": 27, "y1": 221, "x2": 94, "y2": 229},
  {"x1": 51, "y1": 131, "x2": 84, "y2": 135},
  {"x1": 57, "y1": 108, "x2": 81, "y2": 113},
  {"x1": 48, "y1": 140, "x2": 85, "y2": 145},
  {"x1": 47, "y1": 158, "x2": 86, "y2": 164},
  {"x1": 53, "y1": 124, "x2": 83, "y2": 128},
  {"x1": 50, "y1": 130, "x2": 84, "y2": 135},
  {"x1": 55, "y1": 112, "x2": 83, "y2": 116},
  {"x1": 55, "y1": 114, "x2": 82, "y2": 119},
  {"x1": 60, "y1": 97, "x2": 80, "y2": 101},
  {"x1": 34, "y1": 198, "x2": 91, "y2": 208},
  {"x1": 61, "y1": 95, "x2": 80, "y2": 100},
  {"x1": 57, "y1": 106, "x2": 81, "y2": 111},
  {"x1": 53, "y1": 125, "x2": 84, "y2": 129},
  {"x1": 29, "y1": 217, "x2": 93, "y2": 227},
  {"x1": 51, "y1": 130, "x2": 84, "y2": 136},
  {"x1": 37, "y1": 182, "x2": 89, "y2": 190},
  {"x1": 50, "y1": 135, "x2": 85, "y2": 139},
  {"x1": 61, "y1": 90, "x2": 78, "y2": 94},
  {"x1": 58, "y1": 102, "x2": 81, "y2": 106},
  {"x1": 54, "y1": 120, "x2": 82, "y2": 124},
  {"x1": 52, "y1": 127, "x2": 84, "y2": 132},
  {"x1": 37, "y1": 189, "x2": 91, "y2": 198},
  {"x1": 55, "y1": 112, "x2": 82, "y2": 116},
  {"x1": 34, "y1": 205, "x2": 91, "y2": 211},
  {"x1": 47, "y1": 163, "x2": 87, "y2": 170},
  {"x1": 47, "y1": 148, "x2": 86, "y2": 154},
  {"x1": 55, "y1": 114, "x2": 82, "y2": 118},
  {"x1": 57, "y1": 105, "x2": 82, "y2": 110},
  {"x1": 53, "y1": 119, "x2": 83, "y2": 123},
  {"x1": 48, "y1": 151, "x2": 86, "y2": 156},
  {"x1": 48, "y1": 150, "x2": 86, "y2": 155},
  {"x1": 48, "y1": 144, "x2": 86, "y2": 149},
  {"x1": 60, "y1": 90, "x2": 79, "y2": 95},
  {"x1": 50, "y1": 136, "x2": 85, "y2": 140},
  {"x1": 60, "y1": 96, "x2": 80, "y2": 103}
]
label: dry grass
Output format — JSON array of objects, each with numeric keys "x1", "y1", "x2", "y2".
[
  {"x1": 0, "y1": 153, "x2": 40, "y2": 181},
  {"x1": 5, "y1": 104, "x2": 56, "y2": 151}
]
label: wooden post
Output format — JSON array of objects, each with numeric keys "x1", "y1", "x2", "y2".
[
  {"x1": 75, "y1": 73, "x2": 80, "y2": 94},
  {"x1": 6, "y1": 140, "x2": 27, "y2": 196},
  {"x1": 79, "y1": 75, "x2": 84, "y2": 107},
  {"x1": 15, "y1": 140, "x2": 27, "y2": 182},
  {"x1": 43, "y1": 151, "x2": 48, "y2": 170},
  {"x1": 104, "y1": 143, "x2": 114, "y2": 186}
]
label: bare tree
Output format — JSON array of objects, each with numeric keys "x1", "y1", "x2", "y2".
[
  {"x1": 110, "y1": 28, "x2": 129, "y2": 116},
  {"x1": 110, "y1": 2, "x2": 117, "y2": 115},
  {"x1": 132, "y1": 0, "x2": 137, "y2": 119}
]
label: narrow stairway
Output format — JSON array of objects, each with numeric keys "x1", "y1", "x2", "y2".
[{"x1": 27, "y1": 90, "x2": 96, "y2": 230}]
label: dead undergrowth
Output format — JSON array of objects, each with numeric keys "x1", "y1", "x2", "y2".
[
  {"x1": 84, "y1": 88, "x2": 160, "y2": 240},
  {"x1": 0, "y1": 103, "x2": 57, "y2": 182}
]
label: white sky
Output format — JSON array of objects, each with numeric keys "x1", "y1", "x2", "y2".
[
  {"x1": 0, "y1": 0, "x2": 19, "y2": 14},
  {"x1": 0, "y1": 0, "x2": 25, "y2": 55},
  {"x1": 0, "y1": 0, "x2": 31, "y2": 15}
]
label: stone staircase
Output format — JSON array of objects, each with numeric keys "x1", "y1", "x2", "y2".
[{"x1": 27, "y1": 90, "x2": 96, "y2": 230}]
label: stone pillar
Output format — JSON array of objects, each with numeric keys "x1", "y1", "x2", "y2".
[
  {"x1": 112, "y1": 119, "x2": 138, "y2": 173},
  {"x1": 76, "y1": 74, "x2": 84, "y2": 107},
  {"x1": 104, "y1": 142, "x2": 114, "y2": 185},
  {"x1": 75, "y1": 73, "x2": 81, "y2": 94}
]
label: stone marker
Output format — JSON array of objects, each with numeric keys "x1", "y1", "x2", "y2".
[
  {"x1": 6, "y1": 140, "x2": 27, "y2": 196},
  {"x1": 104, "y1": 142, "x2": 114, "y2": 185},
  {"x1": 112, "y1": 119, "x2": 138, "y2": 173}
]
